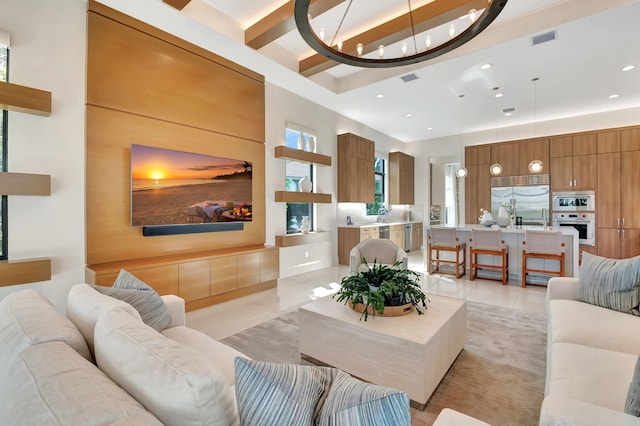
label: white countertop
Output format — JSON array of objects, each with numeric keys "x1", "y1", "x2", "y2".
[
  {"x1": 338, "y1": 221, "x2": 423, "y2": 229},
  {"x1": 429, "y1": 224, "x2": 579, "y2": 237}
]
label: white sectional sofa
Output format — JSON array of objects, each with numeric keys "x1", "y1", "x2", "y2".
[
  {"x1": 541, "y1": 276, "x2": 640, "y2": 425},
  {"x1": 0, "y1": 283, "x2": 248, "y2": 425},
  {"x1": 0, "y1": 282, "x2": 415, "y2": 425}
]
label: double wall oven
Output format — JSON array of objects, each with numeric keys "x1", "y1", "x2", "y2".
[{"x1": 551, "y1": 191, "x2": 596, "y2": 246}]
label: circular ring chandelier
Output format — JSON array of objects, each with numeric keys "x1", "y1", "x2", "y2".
[{"x1": 294, "y1": 0, "x2": 509, "y2": 68}]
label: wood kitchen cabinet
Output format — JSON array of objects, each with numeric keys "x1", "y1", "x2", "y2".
[
  {"x1": 464, "y1": 146, "x2": 491, "y2": 224},
  {"x1": 517, "y1": 138, "x2": 549, "y2": 175},
  {"x1": 337, "y1": 133, "x2": 374, "y2": 203},
  {"x1": 596, "y1": 130, "x2": 640, "y2": 258},
  {"x1": 389, "y1": 151, "x2": 414, "y2": 204},
  {"x1": 491, "y1": 142, "x2": 519, "y2": 176},
  {"x1": 389, "y1": 224, "x2": 405, "y2": 250},
  {"x1": 550, "y1": 134, "x2": 597, "y2": 190}
]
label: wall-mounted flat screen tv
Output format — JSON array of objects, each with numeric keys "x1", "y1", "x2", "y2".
[{"x1": 131, "y1": 144, "x2": 252, "y2": 227}]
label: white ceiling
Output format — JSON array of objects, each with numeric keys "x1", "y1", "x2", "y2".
[{"x1": 187, "y1": 0, "x2": 640, "y2": 143}]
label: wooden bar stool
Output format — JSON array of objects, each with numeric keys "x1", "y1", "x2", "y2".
[
  {"x1": 522, "y1": 230, "x2": 565, "y2": 287},
  {"x1": 428, "y1": 227, "x2": 466, "y2": 278},
  {"x1": 469, "y1": 228, "x2": 509, "y2": 285}
]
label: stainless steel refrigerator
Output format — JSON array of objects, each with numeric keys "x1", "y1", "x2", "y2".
[{"x1": 490, "y1": 175, "x2": 550, "y2": 224}]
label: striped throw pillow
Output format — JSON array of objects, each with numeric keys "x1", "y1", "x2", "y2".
[
  {"x1": 234, "y1": 357, "x2": 333, "y2": 425},
  {"x1": 234, "y1": 357, "x2": 411, "y2": 426},
  {"x1": 316, "y1": 369, "x2": 411, "y2": 426},
  {"x1": 92, "y1": 269, "x2": 172, "y2": 331},
  {"x1": 577, "y1": 252, "x2": 640, "y2": 315},
  {"x1": 626, "y1": 356, "x2": 640, "y2": 416}
]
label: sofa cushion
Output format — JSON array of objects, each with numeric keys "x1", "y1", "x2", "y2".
[
  {"x1": 234, "y1": 357, "x2": 410, "y2": 426},
  {"x1": 316, "y1": 369, "x2": 411, "y2": 426},
  {"x1": 109, "y1": 269, "x2": 172, "y2": 331},
  {"x1": 0, "y1": 289, "x2": 91, "y2": 363},
  {"x1": 577, "y1": 252, "x2": 640, "y2": 315},
  {"x1": 3, "y1": 340, "x2": 161, "y2": 425},
  {"x1": 540, "y1": 395, "x2": 640, "y2": 426},
  {"x1": 547, "y1": 342, "x2": 638, "y2": 412},
  {"x1": 67, "y1": 283, "x2": 142, "y2": 353},
  {"x1": 626, "y1": 357, "x2": 640, "y2": 416},
  {"x1": 94, "y1": 306, "x2": 238, "y2": 426},
  {"x1": 162, "y1": 325, "x2": 249, "y2": 386},
  {"x1": 548, "y1": 299, "x2": 640, "y2": 355}
]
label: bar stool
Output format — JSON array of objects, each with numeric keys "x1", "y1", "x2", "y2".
[
  {"x1": 521, "y1": 230, "x2": 565, "y2": 287},
  {"x1": 469, "y1": 228, "x2": 509, "y2": 285},
  {"x1": 428, "y1": 227, "x2": 466, "y2": 278}
]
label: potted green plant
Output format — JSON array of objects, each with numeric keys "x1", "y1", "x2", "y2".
[{"x1": 333, "y1": 259, "x2": 429, "y2": 321}]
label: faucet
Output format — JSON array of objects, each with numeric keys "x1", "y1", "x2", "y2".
[
  {"x1": 541, "y1": 208, "x2": 547, "y2": 229},
  {"x1": 377, "y1": 207, "x2": 388, "y2": 223}
]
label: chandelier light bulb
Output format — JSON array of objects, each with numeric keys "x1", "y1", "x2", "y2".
[
  {"x1": 456, "y1": 168, "x2": 468, "y2": 179},
  {"x1": 449, "y1": 24, "x2": 456, "y2": 39},
  {"x1": 318, "y1": 27, "x2": 325, "y2": 42},
  {"x1": 401, "y1": 42, "x2": 408, "y2": 57},
  {"x1": 425, "y1": 35, "x2": 432, "y2": 48},
  {"x1": 468, "y1": 9, "x2": 477, "y2": 22},
  {"x1": 378, "y1": 44, "x2": 385, "y2": 58},
  {"x1": 356, "y1": 42, "x2": 363, "y2": 57},
  {"x1": 337, "y1": 38, "x2": 343, "y2": 52}
]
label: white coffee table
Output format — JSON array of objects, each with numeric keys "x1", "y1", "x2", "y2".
[{"x1": 298, "y1": 294, "x2": 466, "y2": 410}]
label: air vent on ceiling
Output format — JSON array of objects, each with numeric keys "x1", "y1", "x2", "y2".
[
  {"x1": 502, "y1": 107, "x2": 517, "y2": 114},
  {"x1": 400, "y1": 73, "x2": 420, "y2": 83},
  {"x1": 531, "y1": 30, "x2": 557, "y2": 46}
]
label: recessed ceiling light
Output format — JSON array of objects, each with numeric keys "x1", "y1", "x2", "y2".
[
  {"x1": 622, "y1": 65, "x2": 635, "y2": 72},
  {"x1": 609, "y1": 94, "x2": 620, "y2": 99},
  {"x1": 481, "y1": 63, "x2": 492, "y2": 70},
  {"x1": 405, "y1": 113, "x2": 413, "y2": 117},
  {"x1": 494, "y1": 93, "x2": 503, "y2": 98},
  {"x1": 376, "y1": 93, "x2": 384, "y2": 99},
  {"x1": 504, "y1": 112, "x2": 512, "y2": 116},
  {"x1": 427, "y1": 127, "x2": 433, "y2": 130}
]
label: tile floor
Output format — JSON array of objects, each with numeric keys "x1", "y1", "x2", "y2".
[{"x1": 186, "y1": 251, "x2": 548, "y2": 340}]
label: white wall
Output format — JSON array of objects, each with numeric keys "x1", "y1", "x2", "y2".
[{"x1": 0, "y1": 0, "x2": 87, "y2": 311}]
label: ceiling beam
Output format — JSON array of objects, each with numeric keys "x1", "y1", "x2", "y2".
[
  {"x1": 163, "y1": 0, "x2": 191, "y2": 11},
  {"x1": 245, "y1": 0, "x2": 346, "y2": 50},
  {"x1": 299, "y1": 0, "x2": 487, "y2": 77}
]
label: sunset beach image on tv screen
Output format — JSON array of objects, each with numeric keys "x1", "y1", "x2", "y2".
[{"x1": 131, "y1": 144, "x2": 252, "y2": 227}]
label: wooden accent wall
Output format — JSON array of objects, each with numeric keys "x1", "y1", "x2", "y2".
[{"x1": 86, "y1": 1, "x2": 266, "y2": 265}]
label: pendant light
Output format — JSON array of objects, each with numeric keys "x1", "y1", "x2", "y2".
[
  {"x1": 528, "y1": 77, "x2": 544, "y2": 173},
  {"x1": 490, "y1": 87, "x2": 503, "y2": 176},
  {"x1": 456, "y1": 94, "x2": 468, "y2": 179}
]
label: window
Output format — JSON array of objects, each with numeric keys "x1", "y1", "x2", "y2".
[
  {"x1": 284, "y1": 127, "x2": 314, "y2": 234},
  {"x1": 0, "y1": 44, "x2": 8, "y2": 260},
  {"x1": 366, "y1": 156, "x2": 385, "y2": 215}
]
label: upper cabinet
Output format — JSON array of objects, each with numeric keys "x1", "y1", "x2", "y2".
[
  {"x1": 337, "y1": 133, "x2": 374, "y2": 203},
  {"x1": 517, "y1": 138, "x2": 549, "y2": 176},
  {"x1": 491, "y1": 142, "x2": 519, "y2": 176},
  {"x1": 550, "y1": 134, "x2": 597, "y2": 190},
  {"x1": 388, "y1": 151, "x2": 414, "y2": 205}
]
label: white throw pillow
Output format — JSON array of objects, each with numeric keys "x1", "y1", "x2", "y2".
[
  {"x1": 94, "y1": 306, "x2": 238, "y2": 426},
  {"x1": 67, "y1": 283, "x2": 141, "y2": 354}
]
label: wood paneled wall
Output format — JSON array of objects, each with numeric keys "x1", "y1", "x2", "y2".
[{"x1": 86, "y1": 1, "x2": 266, "y2": 265}]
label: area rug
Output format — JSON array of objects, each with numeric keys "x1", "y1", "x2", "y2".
[{"x1": 221, "y1": 300, "x2": 547, "y2": 426}]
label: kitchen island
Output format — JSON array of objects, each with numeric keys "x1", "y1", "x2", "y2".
[{"x1": 425, "y1": 225, "x2": 580, "y2": 283}]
